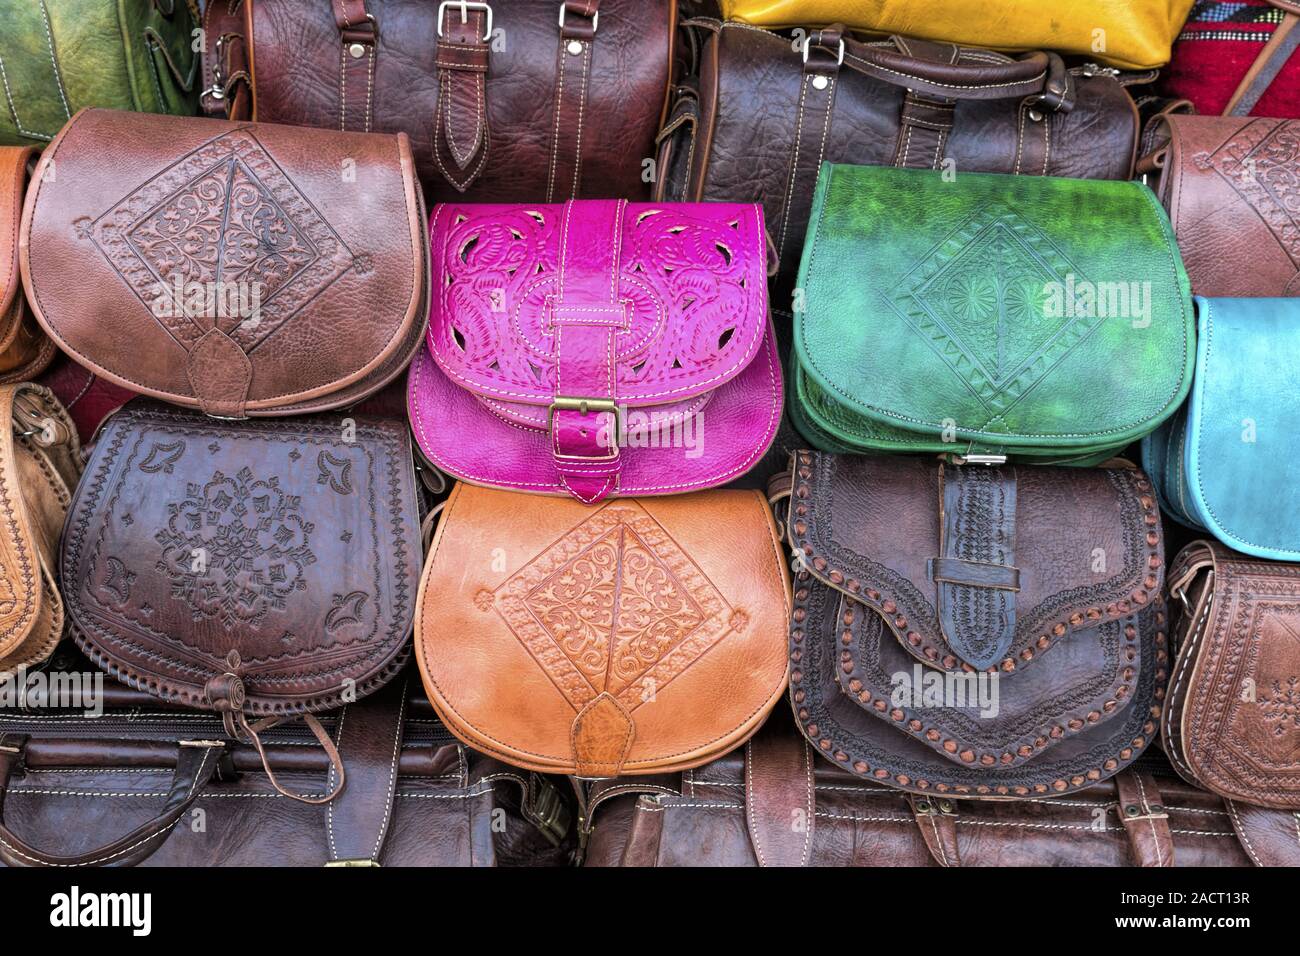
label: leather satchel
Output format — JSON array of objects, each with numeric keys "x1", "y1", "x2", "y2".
[
  {"x1": 779, "y1": 452, "x2": 1168, "y2": 797},
  {"x1": 415, "y1": 481, "x2": 790, "y2": 776},
  {"x1": 1151, "y1": 114, "x2": 1300, "y2": 296},
  {"x1": 0, "y1": 0, "x2": 200, "y2": 147},
  {"x1": 407, "y1": 199, "x2": 781, "y2": 504},
  {"x1": 792, "y1": 164, "x2": 1193, "y2": 464},
  {"x1": 0, "y1": 383, "x2": 81, "y2": 678},
  {"x1": 658, "y1": 21, "x2": 1142, "y2": 282},
  {"x1": 1164, "y1": 541, "x2": 1300, "y2": 811},
  {"x1": 716, "y1": 0, "x2": 1194, "y2": 70},
  {"x1": 0, "y1": 148, "x2": 55, "y2": 384},
  {"x1": 1143, "y1": 297, "x2": 1300, "y2": 559},
  {"x1": 0, "y1": 668, "x2": 572, "y2": 867},
  {"x1": 19, "y1": 108, "x2": 427, "y2": 418},
  {"x1": 60, "y1": 401, "x2": 421, "y2": 802},
  {"x1": 209, "y1": 0, "x2": 671, "y2": 202}
]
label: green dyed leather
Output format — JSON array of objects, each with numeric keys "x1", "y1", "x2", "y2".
[
  {"x1": 793, "y1": 164, "x2": 1193, "y2": 462},
  {"x1": 0, "y1": 0, "x2": 198, "y2": 147}
]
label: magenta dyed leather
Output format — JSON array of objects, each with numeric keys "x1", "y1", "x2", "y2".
[{"x1": 407, "y1": 199, "x2": 781, "y2": 503}]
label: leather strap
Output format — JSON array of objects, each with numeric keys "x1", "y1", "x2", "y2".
[
  {"x1": 0, "y1": 734, "x2": 225, "y2": 867},
  {"x1": 201, "y1": 0, "x2": 251, "y2": 120},
  {"x1": 652, "y1": 78, "x2": 700, "y2": 202},
  {"x1": 434, "y1": 3, "x2": 491, "y2": 192},
  {"x1": 546, "y1": 1, "x2": 602, "y2": 201},
  {"x1": 744, "y1": 709, "x2": 814, "y2": 867},
  {"x1": 932, "y1": 463, "x2": 1019, "y2": 670},
  {"x1": 1225, "y1": 11, "x2": 1300, "y2": 116},
  {"x1": 909, "y1": 794, "x2": 961, "y2": 867},
  {"x1": 548, "y1": 198, "x2": 626, "y2": 504},
  {"x1": 326, "y1": 678, "x2": 408, "y2": 865},
  {"x1": 334, "y1": 0, "x2": 378, "y2": 133},
  {"x1": 1225, "y1": 800, "x2": 1300, "y2": 867},
  {"x1": 890, "y1": 38, "x2": 959, "y2": 170},
  {"x1": 1115, "y1": 767, "x2": 1174, "y2": 867}
]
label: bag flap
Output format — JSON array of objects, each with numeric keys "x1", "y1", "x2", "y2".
[
  {"x1": 61, "y1": 401, "x2": 420, "y2": 715},
  {"x1": 20, "y1": 109, "x2": 426, "y2": 416},
  {"x1": 426, "y1": 200, "x2": 769, "y2": 413},
  {"x1": 0, "y1": 147, "x2": 32, "y2": 329},
  {"x1": 794, "y1": 164, "x2": 1193, "y2": 451},
  {"x1": 787, "y1": 453, "x2": 1163, "y2": 673},
  {"x1": 1183, "y1": 296, "x2": 1300, "y2": 560},
  {"x1": 415, "y1": 482, "x2": 790, "y2": 775}
]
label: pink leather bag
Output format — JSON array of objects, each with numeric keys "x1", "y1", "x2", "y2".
[{"x1": 407, "y1": 199, "x2": 781, "y2": 503}]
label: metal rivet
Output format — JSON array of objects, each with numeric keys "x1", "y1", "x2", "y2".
[
  {"x1": 1125, "y1": 804, "x2": 1140, "y2": 817},
  {"x1": 567, "y1": 39, "x2": 583, "y2": 55},
  {"x1": 1028, "y1": 109, "x2": 1044, "y2": 122},
  {"x1": 812, "y1": 74, "x2": 829, "y2": 90},
  {"x1": 349, "y1": 43, "x2": 366, "y2": 58}
]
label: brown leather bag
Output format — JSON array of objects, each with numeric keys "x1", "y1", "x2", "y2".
[
  {"x1": 1164, "y1": 541, "x2": 1300, "y2": 810},
  {"x1": 59, "y1": 401, "x2": 421, "y2": 803},
  {"x1": 0, "y1": 148, "x2": 56, "y2": 384},
  {"x1": 579, "y1": 709, "x2": 1300, "y2": 866},
  {"x1": 0, "y1": 384, "x2": 81, "y2": 678},
  {"x1": 415, "y1": 482, "x2": 791, "y2": 776},
  {"x1": 19, "y1": 108, "x2": 427, "y2": 418},
  {"x1": 206, "y1": 0, "x2": 673, "y2": 202},
  {"x1": 658, "y1": 20, "x2": 1143, "y2": 282},
  {"x1": 0, "y1": 668, "x2": 572, "y2": 867}
]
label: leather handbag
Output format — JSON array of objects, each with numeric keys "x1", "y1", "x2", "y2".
[
  {"x1": 1164, "y1": 541, "x2": 1300, "y2": 811},
  {"x1": 0, "y1": 0, "x2": 200, "y2": 147},
  {"x1": 407, "y1": 199, "x2": 781, "y2": 504},
  {"x1": 0, "y1": 148, "x2": 55, "y2": 384},
  {"x1": 777, "y1": 452, "x2": 1169, "y2": 798},
  {"x1": 59, "y1": 400, "x2": 421, "y2": 801},
  {"x1": 1162, "y1": 0, "x2": 1300, "y2": 117},
  {"x1": 1143, "y1": 297, "x2": 1300, "y2": 558},
  {"x1": 715, "y1": 0, "x2": 1194, "y2": 70},
  {"x1": 208, "y1": 0, "x2": 672, "y2": 202},
  {"x1": 0, "y1": 383, "x2": 81, "y2": 678},
  {"x1": 415, "y1": 481, "x2": 791, "y2": 776},
  {"x1": 792, "y1": 164, "x2": 1193, "y2": 464},
  {"x1": 19, "y1": 108, "x2": 427, "y2": 418},
  {"x1": 0, "y1": 667, "x2": 573, "y2": 867},
  {"x1": 578, "y1": 711, "x2": 1300, "y2": 866},
  {"x1": 659, "y1": 20, "x2": 1143, "y2": 283},
  {"x1": 1150, "y1": 114, "x2": 1300, "y2": 296}
]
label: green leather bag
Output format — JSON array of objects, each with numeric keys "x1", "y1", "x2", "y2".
[
  {"x1": 792, "y1": 164, "x2": 1193, "y2": 464},
  {"x1": 0, "y1": 0, "x2": 199, "y2": 147}
]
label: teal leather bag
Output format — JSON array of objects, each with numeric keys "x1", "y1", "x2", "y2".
[
  {"x1": 1144, "y1": 297, "x2": 1300, "y2": 561},
  {"x1": 792, "y1": 164, "x2": 1194, "y2": 464}
]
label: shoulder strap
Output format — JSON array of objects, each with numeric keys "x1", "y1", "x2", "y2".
[
  {"x1": 1225, "y1": 7, "x2": 1300, "y2": 116},
  {"x1": 744, "y1": 708, "x2": 815, "y2": 867}
]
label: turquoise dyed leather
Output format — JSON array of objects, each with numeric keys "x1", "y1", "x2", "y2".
[
  {"x1": 792, "y1": 164, "x2": 1194, "y2": 463},
  {"x1": 1143, "y1": 297, "x2": 1300, "y2": 561}
]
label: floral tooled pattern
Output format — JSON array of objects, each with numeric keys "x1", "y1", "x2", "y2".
[
  {"x1": 1260, "y1": 676, "x2": 1300, "y2": 737},
  {"x1": 493, "y1": 502, "x2": 733, "y2": 712},
  {"x1": 154, "y1": 466, "x2": 316, "y2": 630},
  {"x1": 1198, "y1": 119, "x2": 1300, "y2": 266}
]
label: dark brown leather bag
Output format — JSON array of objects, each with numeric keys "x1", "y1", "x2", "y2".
[
  {"x1": 207, "y1": 0, "x2": 673, "y2": 202},
  {"x1": 58, "y1": 401, "x2": 421, "y2": 804},
  {"x1": 580, "y1": 709, "x2": 1299, "y2": 866},
  {"x1": 659, "y1": 20, "x2": 1143, "y2": 281},
  {"x1": 20, "y1": 108, "x2": 427, "y2": 419},
  {"x1": 0, "y1": 668, "x2": 572, "y2": 867}
]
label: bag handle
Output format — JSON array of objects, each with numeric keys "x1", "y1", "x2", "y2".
[{"x1": 0, "y1": 734, "x2": 225, "y2": 867}]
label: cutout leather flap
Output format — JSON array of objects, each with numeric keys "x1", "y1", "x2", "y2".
[
  {"x1": 61, "y1": 401, "x2": 420, "y2": 715},
  {"x1": 415, "y1": 482, "x2": 791, "y2": 775},
  {"x1": 20, "y1": 109, "x2": 427, "y2": 416}
]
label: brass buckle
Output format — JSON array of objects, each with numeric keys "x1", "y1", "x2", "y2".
[
  {"x1": 528, "y1": 776, "x2": 572, "y2": 846},
  {"x1": 548, "y1": 397, "x2": 620, "y2": 462}
]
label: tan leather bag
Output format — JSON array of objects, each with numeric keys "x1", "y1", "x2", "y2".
[
  {"x1": 0, "y1": 148, "x2": 56, "y2": 384},
  {"x1": 415, "y1": 482, "x2": 791, "y2": 776}
]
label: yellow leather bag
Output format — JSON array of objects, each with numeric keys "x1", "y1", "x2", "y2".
[{"x1": 718, "y1": 0, "x2": 1195, "y2": 70}]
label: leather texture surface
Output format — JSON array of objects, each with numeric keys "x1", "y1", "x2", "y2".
[
  {"x1": 0, "y1": 0, "x2": 200, "y2": 147},
  {"x1": 243, "y1": 0, "x2": 671, "y2": 202},
  {"x1": 0, "y1": 383, "x2": 81, "y2": 677},
  {"x1": 415, "y1": 482, "x2": 791, "y2": 775},
  {"x1": 670, "y1": 22, "x2": 1141, "y2": 283},
  {"x1": 1156, "y1": 115, "x2": 1300, "y2": 296},
  {"x1": 19, "y1": 108, "x2": 427, "y2": 417},
  {"x1": 715, "y1": 0, "x2": 1194, "y2": 69},
  {"x1": 1163, "y1": 540, "x2": 1300, "y2": 809},
  {"x1": 1143, "y1": 297, "x2": 1300, "y2": 560},
  {"x1": 409, "y1": 199, "x2": 780, "y2": 503},
  {"x1": 784, "y1": 452, "x2": 1168, "y2": 797},
  {"x1": 792, "y1": 164, "x2": 1193, "y2": 462},
  {"x1": 61, "y1": 401, "x2": 420, "y2": 719},
  {"x1": 0, "y1": 146, "x2": 54, "y2": 383}
]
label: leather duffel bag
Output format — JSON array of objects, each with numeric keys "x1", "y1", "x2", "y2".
[
  {"x1": 578, "y1": 708, "x2": 1298, "y2": 866},
  {"x1": 204, "y1": 0, "x2": 672, "y2": 202},
  {"x1": 0, "y1": 666, "x2": 572, "y2": 866},
  {"x1": 0, "y1": 0, "x2": 200, "y2": 147},
  {"x1": 0, "y1": 148, "x2": 56, "y2": 383},
  {"x1": 657, "y1": 20, "x2": 1143, "y2": 282}
]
